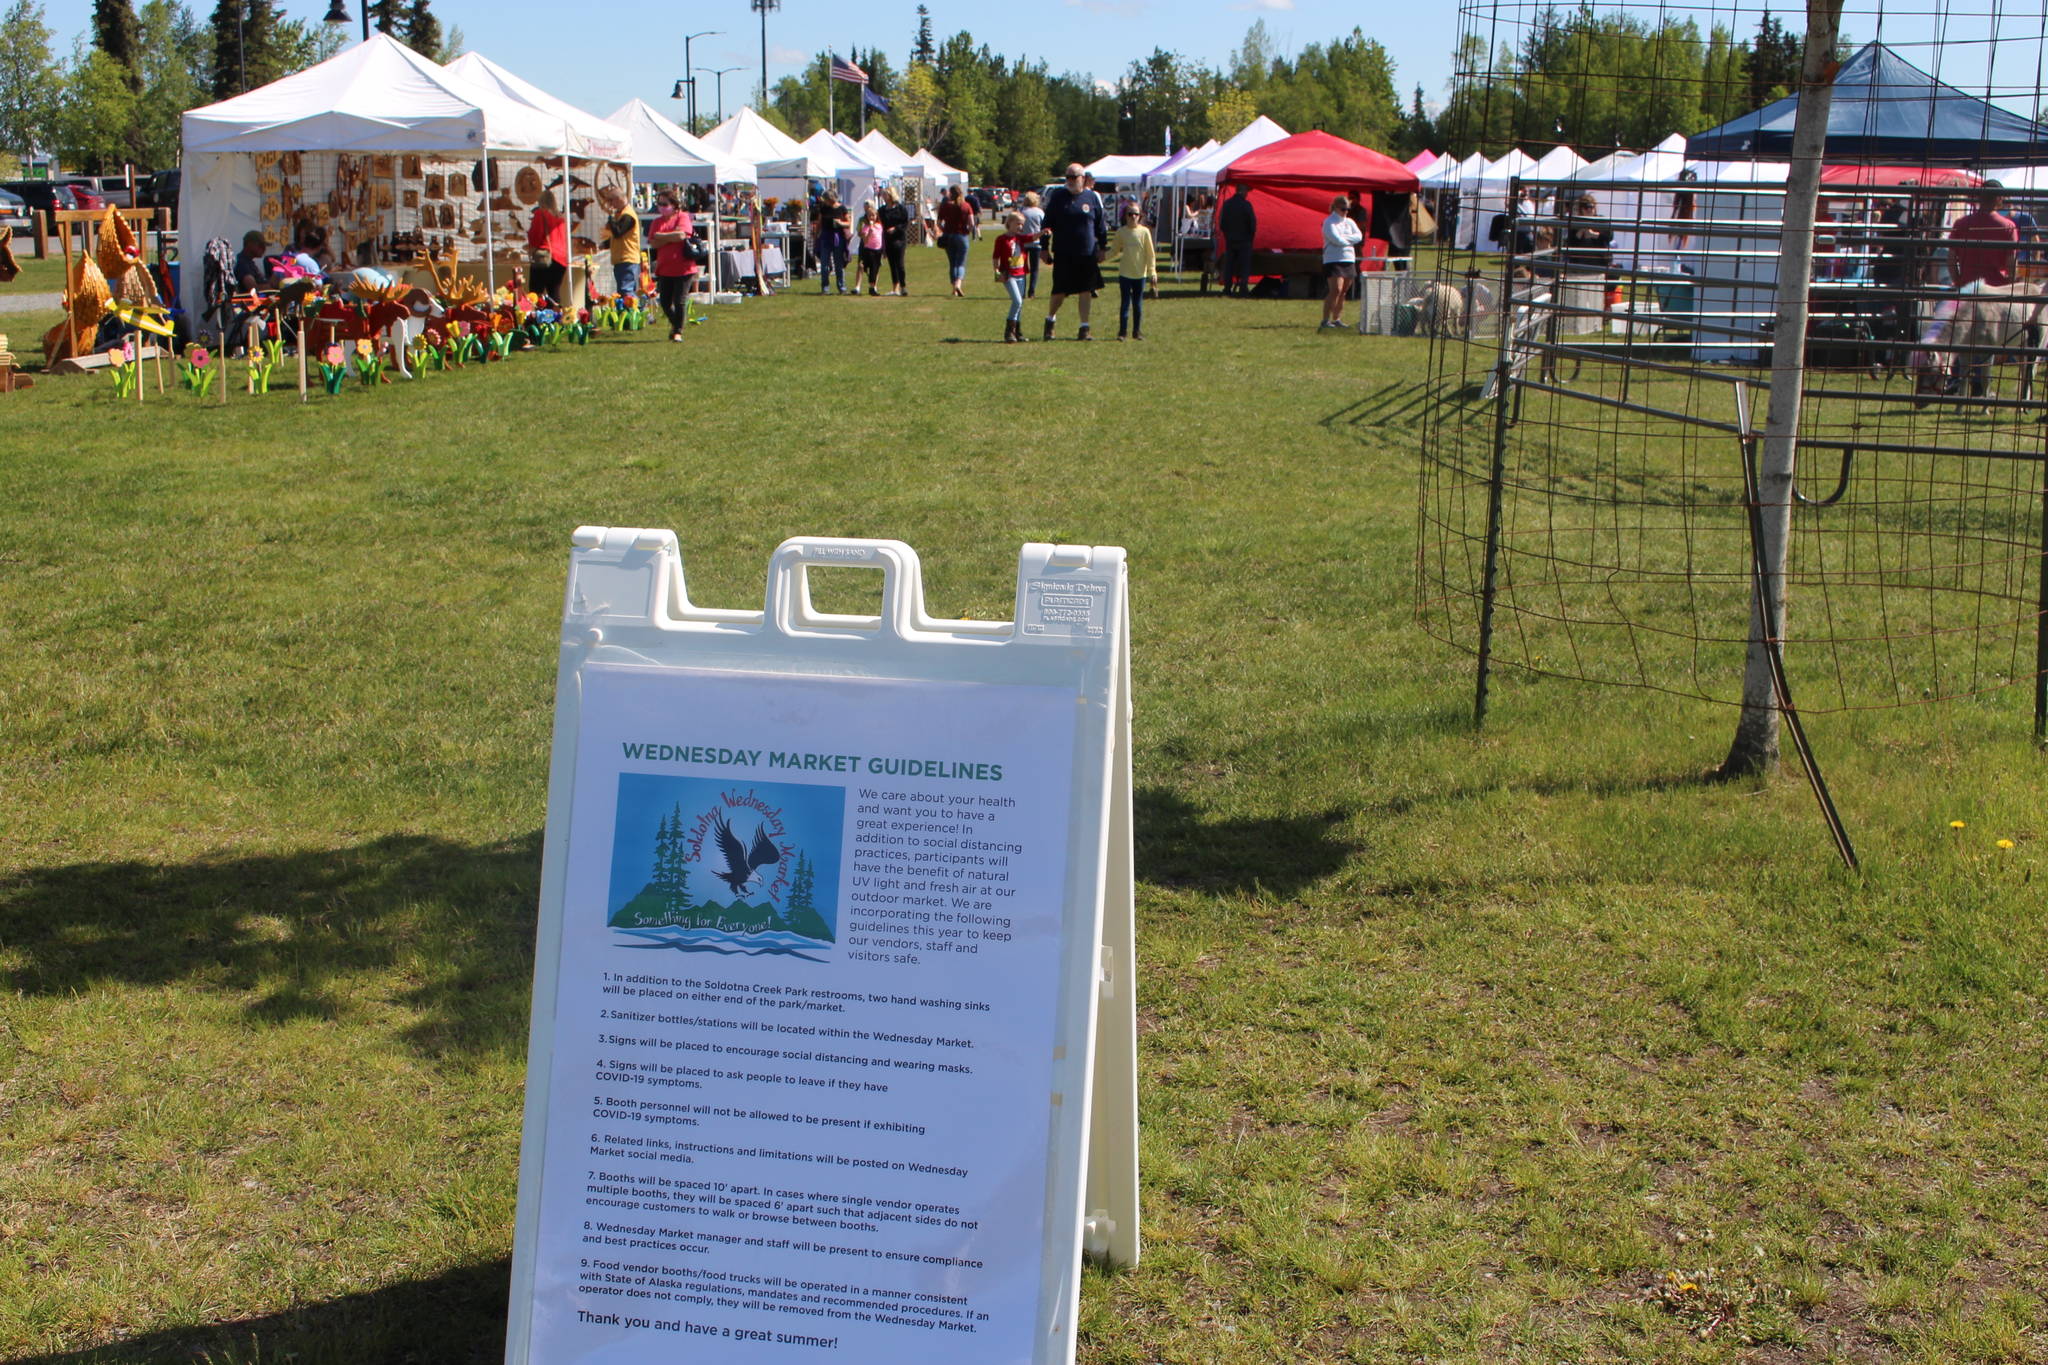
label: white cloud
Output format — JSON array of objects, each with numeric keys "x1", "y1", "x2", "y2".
[
  {"x1": 1231, "y1": 0, "x2": 1295, "y2": 10},
  {"x1": 768, "y1": 45, "x2": 808, "y2": 65}
]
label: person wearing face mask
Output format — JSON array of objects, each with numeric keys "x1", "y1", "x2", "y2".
[{"x1": 647, "y1": 190, "x2": 701, "y2": 341}]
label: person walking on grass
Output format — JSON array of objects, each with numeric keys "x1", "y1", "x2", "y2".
[
  {"x1": 855, "y1": 200, "x2": 886, "y2": 296},
  {"x1": 878, "y1": 186, "x2": 912, "y2": 296},
  {"x1": 993, "y1": 210, "x2": 1036, "y2": 342},
  {"x1": 1020, "y1": 190, "x2": 1046, "y2": 297},
  {"x1": 1042, "y1": 163, "x2": 1107, "y2": 341},
  {"x1": 814, "y1": 192, "x2": 851, "y2": 294},
  {"x1": 1110, "y1": 204, "x2": 1158, "y2": 340},
  {"x1": 647, "y1": 190, "x2": 700, "y2": 342},
  {"x1": 1320, "y1": 193, "x2": 1363, "y2": 330},
  {"x1": 937, "y1": 184, "x2": 978, "y2": 297}
]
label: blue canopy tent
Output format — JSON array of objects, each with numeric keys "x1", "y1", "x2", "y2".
[{"x1": 1688, "y1": 41, "x2": 2048, "y2": 165}]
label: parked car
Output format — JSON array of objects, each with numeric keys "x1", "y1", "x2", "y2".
[
  {"x1": 92, "y1": 175, "x2": 136, "y2": 208},
  {"x1": 1, "y1": 179, "x2": 95, "y2": 216},
  {"x1": 0, "y1": 187, "x2": 25, "y2": 218},
  {"x1": 139, "y1": 169, "x2": 181, "y2": 210}
]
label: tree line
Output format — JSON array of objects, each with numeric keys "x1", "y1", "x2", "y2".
[
  {"x1": 0, "y1": 2, "x2": 1806, "y2": 183},
  {"x1": 0, "y1": 0, "x2": 458, "y2": 175}
]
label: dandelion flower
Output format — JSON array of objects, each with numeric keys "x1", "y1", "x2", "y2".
[
  {"x1": 1950, "y1": 820, "x2": 1967, "y2": 830},
  {"x1": 1997, "y1": 839, "x2": 2016, "y2": 850}
]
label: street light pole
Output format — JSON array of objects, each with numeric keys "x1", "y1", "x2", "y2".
[
  {"x1": 682, "y1": 30, "x2": 720, "y2": 131},
  {"x1": 697, "y1": 67, "x2": 743, "y2": 128},
  {"x1": 749, "y1": 0, "x2": 779, "y2": 111}
]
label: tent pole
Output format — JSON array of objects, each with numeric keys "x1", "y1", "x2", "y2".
[
  {"x1": 562, "y1": 136, "x2": 572, "y2": 308},
  {"x1": 484, "y1": 152, "x2": 497, "y2": 294}
]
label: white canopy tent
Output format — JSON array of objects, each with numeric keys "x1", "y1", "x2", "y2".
[
  {"x1": 828, "y1": 130, "x2": 901, "y2": 177},
  {"x1": 178, "y1": 34, "x2": 577, "y2": 327},
  {"x1": 1171, "y1": 116, "x2": 1290, "y2": 188},
  {"x1": 606, "y1": 99, "x2": 756, "y2": 185},
  {"x1": 443, "y1": 52, "x2": 630, "y2": 161},
  {"x1": 1417, "y1": 153, "x2": 1465, "y2": 187},
  {"x1": 700, "y1": 107, "x2": 816, "y2": 192},
  {"x1": 801, "y1": 129, "x2": 888, "y2": 211},
  {"x1": 1556, "y1": 135, "x2": 1689, "y2": 269},
  {"x1": 1083, "y1": 153, "x2": 1166, "y2": 185},
  {"x1": 1457, "y1": 148, "x2": 1536, "y2": 249},
  {"x1": 910, "y1": 147, "x2": 967, "y2": 191},
  {"x1": 1528, "y1": 143, "x2": 1586, "y2": 181},
  {"x1": 856, "y1": 129, "x2": 919, "y2": 174}
]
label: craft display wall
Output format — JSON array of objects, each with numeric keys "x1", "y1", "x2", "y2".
[{"x1": 252, "y1": 149, "x2": 632, "y2": 269}]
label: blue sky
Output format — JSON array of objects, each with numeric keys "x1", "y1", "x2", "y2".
[{"x1": 44, "y1": 0, "x2": 1466, "y2": 139}]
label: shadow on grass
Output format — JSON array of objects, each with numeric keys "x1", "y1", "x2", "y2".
[
  {"x1": 0, "y1": 832, "x2": 542, "y2": 1058},
  {"x1": 1135, "y1": 786, "x2": 1355, "y2": 895},
  {"x1": 4, "y1": 1258, "x2": 511, "y2": 1365}
]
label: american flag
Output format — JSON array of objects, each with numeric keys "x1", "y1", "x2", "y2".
[{"x1": 829, "y1": 55, "x2": 868, "y2": 85}]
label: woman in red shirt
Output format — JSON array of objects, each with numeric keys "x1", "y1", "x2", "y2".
[
  {"x1": 936, "y1": 184, "x2": 978, "y2": 297},
  {"x1": 526, "y1": 189, "x2": 569, "y2": 306},
  {"x1": 647, "y1": 190, "x2": 701, "y2": 342}
]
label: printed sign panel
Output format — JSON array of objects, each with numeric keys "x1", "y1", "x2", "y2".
[{"x1": 524, "y1": 663, "x2": 1077, "y2": 1364}]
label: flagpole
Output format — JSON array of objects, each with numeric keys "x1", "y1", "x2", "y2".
[{"x1": 827, "y1": 51, "x2": 834, "y2": 133}]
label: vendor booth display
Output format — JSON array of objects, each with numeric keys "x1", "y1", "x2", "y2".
[
  {"x1": 1456, "y1": 148, "x2": 1536, "y2": 250},
  {"x1": 1685, "y1": 40, "x2": 2048, "y2": 360},
  {"x1": 177, "y1": 35, "x2": 632, "y2": 332},
  {"x1": 1216, "y1": 130, "x2": 1420, "y2": 294}
]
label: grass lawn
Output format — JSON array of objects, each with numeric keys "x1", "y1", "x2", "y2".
[{"x1": 2, "y1": 237, "x2": 2045, "y2": 1364}]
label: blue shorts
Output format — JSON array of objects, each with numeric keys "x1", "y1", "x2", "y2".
[{"x1": 613, "y1": 262, "x2": 641, "y2": 297}]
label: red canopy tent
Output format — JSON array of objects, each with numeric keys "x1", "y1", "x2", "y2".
[{"x1": 1217, "y1": 130, "x2": 1420, "y2": 255}]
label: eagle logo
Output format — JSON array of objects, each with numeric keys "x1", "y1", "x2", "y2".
[{"x1": 710, "y1": 810, "x2": 782, "y2": 898}]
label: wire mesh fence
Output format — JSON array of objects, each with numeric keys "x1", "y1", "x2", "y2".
[{"x1": 1418, "y1": 0, "x2": 2048, "y2": 831}]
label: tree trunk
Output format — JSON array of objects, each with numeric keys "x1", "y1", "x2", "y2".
[{"x1": 1718, "y1": 0, "x2": 1845, "y2": 779}]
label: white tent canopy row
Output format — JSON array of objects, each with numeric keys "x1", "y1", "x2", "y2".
[{"x1": 607, "y1": 99, "x2": 756, "y2": 184}]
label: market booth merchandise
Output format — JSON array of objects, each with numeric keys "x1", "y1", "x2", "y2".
[{"x1": 177, "y1": 35, "x2": 631, "y2": 329}]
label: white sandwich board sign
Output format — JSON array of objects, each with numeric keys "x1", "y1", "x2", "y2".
[{"x1": 506, "y1": 531, "x2": 1137, "y2": 1365}]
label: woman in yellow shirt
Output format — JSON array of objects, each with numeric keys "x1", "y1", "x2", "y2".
[{"x1": 1110, "y1": 205, "x2": 1158, "y2": 341}]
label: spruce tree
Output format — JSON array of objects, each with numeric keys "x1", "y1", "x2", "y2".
[
  {"x1": 91, "y1": 0, "x2": 141, "y2": 91},
  {"x1": 399, "y1": 0, "x2": 438, "y2": 59},
  {"x1": 208, "y1": 0, "x2": 242, "y2": 96},
  {"x1": 367, "y1": 0, "x2": 399, "y2": 37},
  {"x1": 912, "y1": 5, "x2": 934, "y2": 65}
]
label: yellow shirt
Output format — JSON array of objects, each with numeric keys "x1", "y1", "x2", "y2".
[
  {"x1": 607, "y1": 208, "x2": 642, "y2": 264},
  {"x1": 1110, "y1": 224, "x2": 1157, "y2": 281}
]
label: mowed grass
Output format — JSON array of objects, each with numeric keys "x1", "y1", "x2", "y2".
[{"x1": 2, "y1": 238, "x2": 2046, "y2": 1365}]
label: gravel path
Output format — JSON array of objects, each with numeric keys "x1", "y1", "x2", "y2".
[{"x1": 0, "y1": 291, "x2": 62, "y2": 313}]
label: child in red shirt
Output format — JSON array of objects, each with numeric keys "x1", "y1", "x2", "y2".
[{"x1": 992, "y1": 211, "x2": 1037, "y2": 343}]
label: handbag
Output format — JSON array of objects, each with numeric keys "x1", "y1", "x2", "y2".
[
  {"x1": 529, "y1": 247, "x2": 555, "y2": 270},
  {"x1": 686, "y1": 238, "x2": 710, "y2": 266},
  {"x1": 1410, "y1": 196, "x2": 1437, "y2": 242}
]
